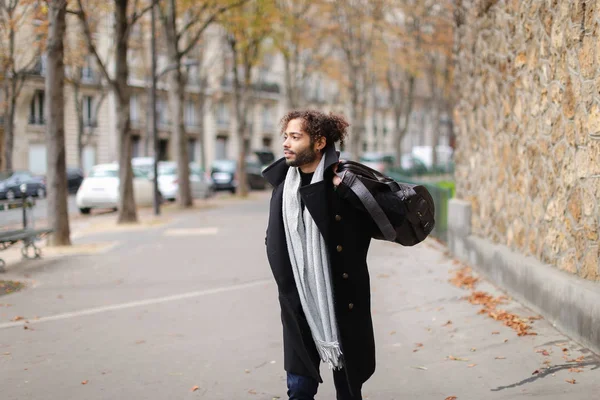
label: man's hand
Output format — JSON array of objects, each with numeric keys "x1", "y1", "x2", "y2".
[{"x1": 333, "y1": 162, "x2": 342, "y2": 187}]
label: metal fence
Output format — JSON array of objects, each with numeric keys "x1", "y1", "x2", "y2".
[{"x1": 386, "y1": 169, "x2": 454, "y2": 243}]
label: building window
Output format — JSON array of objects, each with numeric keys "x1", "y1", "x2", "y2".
[
  {"x1": 83, "y1": 96, "x2": 95, "y2": 127},
  {"x1": 188, "y1": 139, "x2": 197, "y2": 162},
  {"x1": 157, "y1": 97, "x2": 169, "y2": 126},
  {"x1": 29, "y1": 91, "x2": 45, "y2": 125},
  {"x1": 216, "y1": 102, "x2": 229, "y2": 128},
  {"x1": 132, "y1": 135, "x2": 141, "y2": 158},
  {"x1": 82, "y1": 56, "x2": 95, "y2": 81},
  {"x1": 184, "y1": 100, "x2": 196, "y2": 127},
  {"x1": 158, "y1": 139, "x2": 168, "y2": 161},
  {"x1": 262, "y1": 104, "x2": 274, "y2": 132},
  {"x1": 130, "y1": 94, "x2": 139, "y2": 124},
  {"x1": 215, "y1": 135, "x2": 228, "y2": 160}
]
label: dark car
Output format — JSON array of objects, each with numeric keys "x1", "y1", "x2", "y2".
[
  {"x1": 66, "y1": 167, "x2": 85, "y2": 193},
  {"x1": 210, "y1": 159, "x2": 267, "y2": 193},
  {"x1": 0, "y1": 171, "x2": 46, "y2": 200}
]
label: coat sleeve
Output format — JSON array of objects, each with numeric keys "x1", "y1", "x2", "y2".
[{"x1": 335, "y1": 181, "x2": 407, "y2": 239}]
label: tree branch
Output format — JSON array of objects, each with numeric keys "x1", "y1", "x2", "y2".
[
  {"x1": 75, "y1": 0, "x2": 113, "y2": 88},
  {"x1": 179, "y1": 0, "x2": 248, "y2": 58},
  {"x1": 129, "y1": 0, "x2": 159, "y2": 26}
]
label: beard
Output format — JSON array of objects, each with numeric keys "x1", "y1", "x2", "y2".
[{"x1": 285, "y1": 145, "x2": 318, "y2": 167}]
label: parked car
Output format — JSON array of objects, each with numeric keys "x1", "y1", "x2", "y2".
[
  {"x1": 157, "y1": 161, "x2": 214, "y2": 201},
  {"x1": 131, "y1": 157, "x2": 155, "y2": 177},
  {"x1": 67, "y1": 167, "x2": 85, "y2": 193},
  {"x1": 0, "y1": 170, "x2": 46, "y2": 200},
  {"x1": 76, "y1": 164, "x2": 156, "y2": 214},
  {"x1": 210, "y1": 159, "x2": 267, "y2": 193}
]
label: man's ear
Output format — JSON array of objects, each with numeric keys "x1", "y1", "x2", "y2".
[{"x1": 316, "y1": 136, "x2": 326, "y2": 151}]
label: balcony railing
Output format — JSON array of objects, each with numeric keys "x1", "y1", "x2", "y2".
[{"x1": 28, "y1": 115, "x2": 45, "y2": 125}]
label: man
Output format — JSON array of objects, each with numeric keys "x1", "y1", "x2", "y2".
[{"x1": 263, "y1": 110, "x2": 407, "y2": 400}]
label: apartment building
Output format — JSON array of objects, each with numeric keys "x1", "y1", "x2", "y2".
[{"x1": 1, "y1": 12, "x2": 449, "y2": 176}]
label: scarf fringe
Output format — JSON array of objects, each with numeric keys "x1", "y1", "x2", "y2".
[{"x1": 315, "y1": 339, "x2": 343, "y2": 370}]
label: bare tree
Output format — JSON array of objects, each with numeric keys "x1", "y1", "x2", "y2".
[
  {"x1": 158, "y1": 0, "x2": 245, "y2": 207},
  {"x1": 0, "y1": 0, "x2": 44, "y2": 170},
  {"x1": 222, "y1": 0, "x2": 274, "y2": 197},
  {"x1": 45, "y1": 0, "x2": 70, "y2": 246},
  {"x1": 327, "y1": 0, "x2": 382, "y2": 158},
  {"x1": 72, "y1": 0, "x2": 156, "y2": 223},
  {"x1": 272, "y1": 0, "x2": 329, "y2": 110}
]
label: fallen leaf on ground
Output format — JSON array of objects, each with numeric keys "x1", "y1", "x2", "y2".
[
  {"x1": 81, "y1": 380, "x2": 89, "y2": 385},
  {"x1": 568, "y1": 356, "x2": 585, "y2": 363},
  {"x1": 11, "y1": 316, "x2": 25, "y2": 322},
  {"x1": 413, "y1": 349, "x2": 419, "y2": 353},
  {"x1": 569, "y1": 368, "x2": 583, "y2": 373},
  {"x1": 447, "y1": 355, "x2": 469, "y2": 361},
  {"x1": 248, "y1": 389, "x2": 257, "y2": 395},
  {"x1": 412, "y1": 366, "x2": 428, "y2": 370},
  {"x1": 543, "y1": 360, "x2": 552, "y2": 366},
  {"x1": 562, "y1": 348, "x2": 569, "y2": 352},
  {"x1": 536, "y1": 349, "x2": 550, "y2": 356},
  {"x1": 470, "y1": 348, "x2": 477, "y2": 352},
  {"x1": 492, "y1": 331, "x2": 500, "y2": 335},
  {"x1": 445, "y1": 396, "x2": 457, "y2": 400},
  {"x1": 504, "y1": 339, "x2": 509, "y2": 343},
  {"x1": 135, "y1": 340, "x2": 146, "y2": 345},
  {"x1": 443, "y1": 320, "x2": 453, "y2": 327},
  {"x1": 450, "y1": 267, "x2": 479, "y2": 289},
  {"x1": 495, "y1": 356, "x2": 506, "y2": 360},
  {"x1": 566, "y1": 379, "x2": 576, "y2": 384},
  {"x1": 415, "y1": 343, "x2": 424, "y2": 347},
  {"x1": 467, "y1": 364, "x2": 477, "y2": 368},
  {"x1": 532, "y1": 370, "x2": 540, "y2": 375},
  {"x1": 191, "y1": 386, "x2": 199, "y2": 392}
]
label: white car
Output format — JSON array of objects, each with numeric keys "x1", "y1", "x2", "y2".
[
  {"x1": 76, "y1": 164, "x2": 156, "y2": 214},
  {"x1": 158, "y1": 161, "x2": 214, "y2": 201}
]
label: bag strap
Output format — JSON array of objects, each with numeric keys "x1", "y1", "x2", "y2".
[{"x1": 338, "y1": 170, "x2": 397, "y2": 242}]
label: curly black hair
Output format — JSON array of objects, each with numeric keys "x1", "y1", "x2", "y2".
[{"x1": 279, "y1": 110, "x2": 350, "y2": 148}]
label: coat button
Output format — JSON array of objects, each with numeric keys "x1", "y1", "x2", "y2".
[
  {"x1": 342, "y1": 273, "x2": 349, "y2": 279},
  {"x1": 335, "y1": 214, "x2": 342, "y2": 222},
  {"x1": 348, "y1": 303, "x2": 354, "y2": 310},
  {"x1": 336, "y1": 245, "x2": 343, "y2": 252}
]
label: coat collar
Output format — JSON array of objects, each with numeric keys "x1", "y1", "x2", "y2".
[{"x1": 262, "y1": 145, "x2": 339, "y2": 187}]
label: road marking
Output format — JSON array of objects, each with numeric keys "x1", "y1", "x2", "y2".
[
  {"x1": 0, "y1": 279, "x2": 272, "y2": 330},
  {"x1": 163, "y1": 227, "x2": 219, "y2": 236}
]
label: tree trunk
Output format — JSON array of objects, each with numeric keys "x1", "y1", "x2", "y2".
[
  {"x1": 168, "y1": 67, "x2": 193, "y2": 207},
  {"x1": 72, "y1": 82, "x2": 85, "y2": 170},
  {"x1": 4, "y1": 81, "x2": 17, "y2": 171},
  {"x1": 197, "y1": 78, "x2": 207, "y2": 171},
  {"x1": 163, "y1": 0, "x2": 193, "y2": 207},
  {"x1": 230, "y1": 40, "x2": 249, "y2": 198},
  {"x1": 115, "y1": 0, "x2": 137, "y2": 223},
  {"x1": 390, "y1": 74, "x2": 415, "y2": 167},
  {"x1": 349, "y1": 81, "x2": 361, "y2": 158},
  {"x1": 283, "y1": 53, "x2": 297, "y2": 110},
  {"x1": 45, "y1": 0, "x2": 71, "y2": 246}
]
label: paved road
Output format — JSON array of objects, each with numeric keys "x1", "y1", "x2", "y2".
[
  {"x1": 0, "y1": 195, "x2": 79, "y2": 227},
  {"x1": 0, "y1": 193, "x2": 598, "y2": 399}
]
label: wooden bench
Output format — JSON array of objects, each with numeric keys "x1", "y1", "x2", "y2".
[{"x1": 0, "y1": 197, "x2": 53, "y2": 272}]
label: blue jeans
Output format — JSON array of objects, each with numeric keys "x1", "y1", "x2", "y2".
[{"x1": 287, "y1": 370, "x2": 362, "y2": 400}]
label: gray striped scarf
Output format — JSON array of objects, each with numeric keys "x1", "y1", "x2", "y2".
[{"x1": 282, "y1": 156, "x2": 342, "y2": 370}]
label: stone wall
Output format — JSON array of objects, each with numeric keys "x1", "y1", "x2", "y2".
[{"x1": 453, "y1": 0, "x2": 600, "y2": 280}]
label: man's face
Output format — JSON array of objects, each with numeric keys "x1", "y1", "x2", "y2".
[{"x1": 283, "y1": 118, "x2": 318, "y2": 167}]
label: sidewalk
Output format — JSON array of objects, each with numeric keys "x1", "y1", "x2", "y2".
[
  {"x1": 0, "y1": 192, "x2": 260, "y2": 272},
  {"x1": 0, "y1": 193, "x2": 598, "y2": 399}
]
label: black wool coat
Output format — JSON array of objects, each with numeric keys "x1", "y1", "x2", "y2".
[{"x1": 262, "y1": 145, "x2": 407, "y2": 392}]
